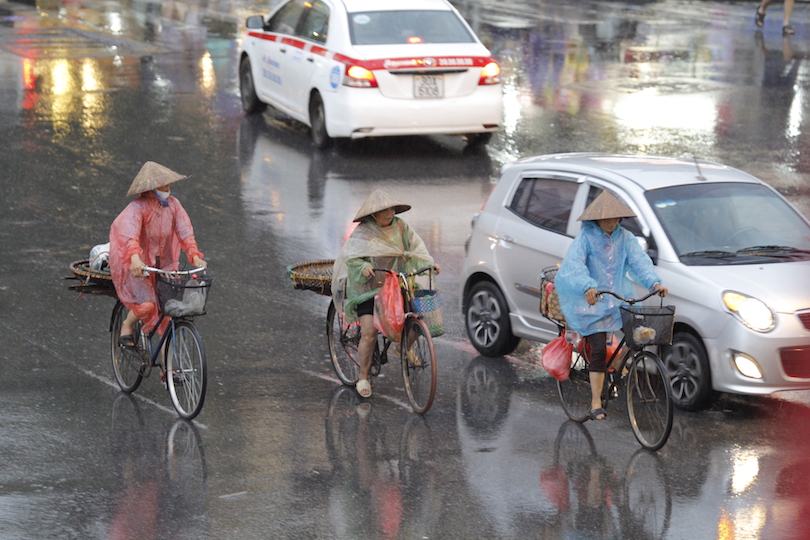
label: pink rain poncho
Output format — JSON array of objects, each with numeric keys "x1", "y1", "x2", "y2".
[
  {"x1": 331, "y1": 217, "x2": 433, "y2": 321},
  {"x1": 109, "y1": 191, "x2": 203, "y2": 333}
]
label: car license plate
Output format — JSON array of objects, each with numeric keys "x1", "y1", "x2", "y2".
[{"x1": 414, "y1": 74, "x2": 443, "y2": 99}]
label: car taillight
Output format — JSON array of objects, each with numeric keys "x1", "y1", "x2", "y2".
[
  {"x1": 343, "y1": 65, "x2": 378, "y2": 88},
  {"x1": 478, "y1": 61, "x2": 501, "y2": 85}
]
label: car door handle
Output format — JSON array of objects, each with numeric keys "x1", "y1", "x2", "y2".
[{"x1": 501, "y1": 234, "x2": 515, "y2": 243}]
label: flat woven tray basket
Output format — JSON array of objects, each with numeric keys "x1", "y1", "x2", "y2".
[
  {"x1": 66, "y1": 259, "x2": 116, "y2": 297},
  {"x1": 288, "y1": 259, "x2": 335, "y2": 296}
]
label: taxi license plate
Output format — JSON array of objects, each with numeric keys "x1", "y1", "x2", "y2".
[{"x1": 414, "y1": 74, "x2": 443, "y2": 99}]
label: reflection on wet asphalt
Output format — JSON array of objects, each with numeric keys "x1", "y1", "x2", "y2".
[{"x1": 1, "y1": 0, "x2": 810, "y2": 538}]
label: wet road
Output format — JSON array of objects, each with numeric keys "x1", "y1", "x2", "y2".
[{"x1": 2, "y1": 0, "x2": 810, "y2": 538}]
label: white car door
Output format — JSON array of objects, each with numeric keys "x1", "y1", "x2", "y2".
[
  {"x1": 253, "y1": 0, "x2": 308, "y2": 114},
  {"x1": 491, "y1": 174, "x2": 581, "y2": 337},
  {"x1": 282, "y1": 0, "x2": 331, "y2": 118}
]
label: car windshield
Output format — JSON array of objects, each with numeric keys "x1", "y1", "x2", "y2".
[
  {"x1": 647, "y1": 183, "x2": 810, "y2": 265},
  {"x1": 348, "y1": 10, "x2": 475, "y2": 45}
]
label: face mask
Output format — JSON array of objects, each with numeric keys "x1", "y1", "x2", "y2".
[{"x1": 153, "y1": 189, "x2": 170, "y2": 207}]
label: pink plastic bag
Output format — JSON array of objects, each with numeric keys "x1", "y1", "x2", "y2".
[
  {"x1": 542, "y1": 334, "x2": 572, "y2": 381},
  {"x1": 374, "y1": 274, "x2": 405, "y2": 342}
]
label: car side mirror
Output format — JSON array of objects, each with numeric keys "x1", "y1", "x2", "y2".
[
  {"x1": 246, "y1": 15, "x2": 265, "y2": 29},
  {"x1": 636, "y1": 236, "x2": 658, "y2": 264}
]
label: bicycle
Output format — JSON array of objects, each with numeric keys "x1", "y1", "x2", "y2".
[
  {"x1": 551, "y1": 286, "x2": 675, "y2": 451},
  {"x1": 326, "y1": 266, "x2": 439, "y2": 414},
  {"x1": 110, "y1": 266, "x2": 211, "y2": 420}
]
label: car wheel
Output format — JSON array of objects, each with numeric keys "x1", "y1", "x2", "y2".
[
  {"x1": 309, "y1": 92, "x2": 331, "y2": 149},
  {"x1": 239, "y1": 57, "x2": 266, "y2": 114},
  {"x1": 661, "y1": 332, "x2": 712, "y2": 411},
  {"x1": 464, "y1": 281, "x2": 520, "y2": 357},
  {"x1": 464, "y1": 132, "x2": 492, "y2": 147}
]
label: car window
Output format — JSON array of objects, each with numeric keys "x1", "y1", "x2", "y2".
[
  {"x1": 266, "y1": 0, "x2": 306, "y2": 35},
  {"x1": 646, "y1": 182, "x2": 810, "y2": 262},
  {"x1": 509, "y1": 178, "x2": 578, "y2": 234},
  {"x1": 298, "y1": 1, "x2": 329, "y2": 44},
  {"x1": 348, "y1": 10, "x2": 475, "y2": 45},
  {"x1": 586, "y1": 186, "x2": 643, "y2": 237}
]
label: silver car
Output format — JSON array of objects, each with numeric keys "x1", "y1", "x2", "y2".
[{"x1": 461, "y1": 153, "x2": 810, "y2": 411}]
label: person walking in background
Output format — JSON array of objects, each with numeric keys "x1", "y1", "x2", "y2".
[{"x1": 756, "y1": 0, "x2": 795, "y2": 36}]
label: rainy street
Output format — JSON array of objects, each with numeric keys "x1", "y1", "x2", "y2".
[{"x1": 3, "y1": 0, "x2": 810, "y2": 538}]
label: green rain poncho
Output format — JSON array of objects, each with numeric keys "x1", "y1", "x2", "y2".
[{"x1": 331, "y1": 216, "x2": 433, "y2": 321}]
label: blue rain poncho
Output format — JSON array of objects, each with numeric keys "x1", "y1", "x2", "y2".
[{"x1": 555, "y1": 221, "x2": 661, "y2": 336}]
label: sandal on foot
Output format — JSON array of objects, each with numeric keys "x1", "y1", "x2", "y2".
[
  {"x1": 755, "y1": 6, "x2": 766, "y2": 27},
  {"x1": 589, "y1": 408, "x2": 607, "y2": 421},
  {"x1": 783, "y1": 25, "x2": 795, "y2": 36},
  {"x1": 119, "y1": 334, "x2": 136, "y2": 348},
  {"x1": 356, "y1": 379, "x2": 372, "y2": 398}
]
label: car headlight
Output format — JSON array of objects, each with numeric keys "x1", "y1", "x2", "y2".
[{"x1": 722, "y1": 291, "x2": 775, "y2": 332}]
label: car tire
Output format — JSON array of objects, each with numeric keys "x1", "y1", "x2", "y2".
[
  {"x1": 239, "y1": 57, "x2": 266, "y2": 114},
  {"x1": 464, "y1": 281, "x2": 520, "y2": 357},
  {"x1": 464, "y1": 132, "x2": 492, "y2": 147},
  {"x1": 309, "y1": 92, "x2": 331, "y2": 149},
  {"x1": 661, "y1": 331, "x2": 712, "y2": 411}
]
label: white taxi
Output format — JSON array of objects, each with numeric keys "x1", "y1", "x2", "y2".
[{"x1": 238, "y1": 0, "x2": 503, "y2": 148}]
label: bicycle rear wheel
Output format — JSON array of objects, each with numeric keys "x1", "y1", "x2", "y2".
[
  {"x1": 326, "y1": 301, "x2": 361, "y2": 386},
  {"x1": 626, "y1": 351, "x2": 673, "y2": 451},
  {"x1": 401, "y1": 317, "x2": 437, "y2": 414},
  {"x1": 556, "y1": 350, "x2": 591, "y2": 422},
  {"x1": 110, "y1": 302, "x2": 143, "y2": 393},
  {"x1": 166, "y1": 321, "x2": 207, "y2": 420}
]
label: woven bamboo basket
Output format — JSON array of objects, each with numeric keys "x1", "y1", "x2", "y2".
[
  {"x1": 288, "y1": 259, "x2": 335, "y2": 296},
  {"x1": 66, "y1": 259, "x2": 117, "y2": 297}
]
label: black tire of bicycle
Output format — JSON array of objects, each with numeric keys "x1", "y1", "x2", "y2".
[
  {"x1": 401, "y1": 316, "x2": 437, "y2": 414},
  {"x1": 625, "y1": 351, "x2": 674, "y2": 451},
  {"x1": 110, "y1": 301, "x2": 143, "y2": 393},
  {"x1": 166, "y1": 321, "x2": 207, "y2": 420},
  {"x1": 326, "y1": 302, "x2": 361, "y2": 386}
]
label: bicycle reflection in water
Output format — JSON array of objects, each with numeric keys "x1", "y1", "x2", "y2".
[
  {"x1": 542, "y1": 421, "x2": 672, "y2": 540},
  {"x1": 107, "y1": 393, "x2": 207, "y2": 540},
  {"x1": 325, "y1": 386, "x2": 440, "y2": 539}
]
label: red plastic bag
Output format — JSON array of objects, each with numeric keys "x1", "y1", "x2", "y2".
[
  {"x1": 374, "y1": 274, "x2": 405, "y2": 342},
  {"x1": 542, "y1": 334, "x2": 573, "y2": 381}
]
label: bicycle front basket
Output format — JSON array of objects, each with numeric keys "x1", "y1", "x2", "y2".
[
  {"x1": 156, "y1": 274, "x2": 212, "y2": 317},
  {"x1": 620, "y1": 305, "x2": 675, "y2": 348}
]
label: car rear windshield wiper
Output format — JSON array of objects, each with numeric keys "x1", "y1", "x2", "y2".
[{"x1": 679, "y1": 250, "x2": 737, "y2": 258}]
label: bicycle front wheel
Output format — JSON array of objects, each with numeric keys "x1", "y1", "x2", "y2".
[
  {"x1": 626, "y1": 351, "x2": 673, "y2": 451},
  {"x1": 556, "y1": 350, "x2": 591, "y2": 422},
  {"x1": 166, "y1": 321, "x2": 207, "y2": 420},
  {"x1": 401, "y1": 317, "x2": 437, "y2": 414},
  {"x1": 110, "y1": 302, "x2": 143, "y2": 393},
  {"x1": 326, "y1": 302, "x2": 361, "y2": 386}
]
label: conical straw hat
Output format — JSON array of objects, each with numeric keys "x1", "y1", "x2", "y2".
[
  {"x1": 126, "y1": 161, "x2": 188, "y2": 196},
  {"x1": 353, "y1": 189, "x2": 411, "y2": 222},
  {"x1": 577, "y1": 191, "x2": 637, "y2": 221}
]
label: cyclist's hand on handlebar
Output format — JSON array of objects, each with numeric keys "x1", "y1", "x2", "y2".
[
  {"x1": 130, "y1": 254, "x2": 146, "y2": 277},
  {"x1": 585, "y1": 288, "x2": 598, "y2": 305},
  {"x1": 362, "y1": 265, "x2": 375, "y2": 278},
  {"x1": 433, "y1": 264, "x2": 441, "y2": 275},
  {"x1": 192, "y1": 255, "x2": 207, "y2": 269},
  {"x1": 654, "y1": 283, "x2": 668, "y2": 297}
]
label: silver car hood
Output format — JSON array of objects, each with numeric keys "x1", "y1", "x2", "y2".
[{"x1": 687, "y1": 260, "x2": 810, "y2": 313}]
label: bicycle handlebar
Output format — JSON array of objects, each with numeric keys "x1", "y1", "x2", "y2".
[
  {"x1": 596, "y1": 288, "x2": 663, "y2": 304},
  {"x1": 371, "y1": 265, "x2": 437, "y2": 277},
  {"x1": 142, "y1": 266, "x2": 208, "y2": 277}
]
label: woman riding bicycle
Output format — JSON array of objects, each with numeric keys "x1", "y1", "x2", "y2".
[
  {"x1": 555, "y1": 191, "x2": 667, "y2": 421},
  {"x1": 331, "y1": 190, "x2": 439, "y2": 399},
  {"x1": 109, "y1": 162, "x2": 207, "y2": 364}
]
